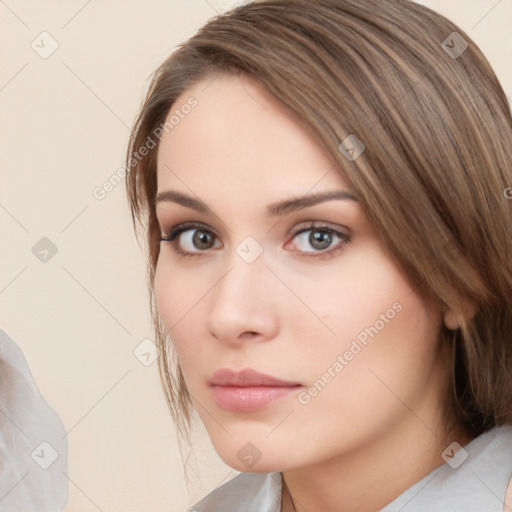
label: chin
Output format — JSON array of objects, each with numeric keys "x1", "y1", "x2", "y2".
[
  {"x1": 223, "y1": 456, "x2": 286, "y2": 473},
  {"x1": 211, "y1": 439, "x2": 295, "y2": 473}
]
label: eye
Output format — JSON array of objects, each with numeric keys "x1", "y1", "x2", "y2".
[
  {"x1": 286, "y1": 225, "x2": 350, "y2": 256},
  {"x1": 180, "y1": 229, "x2": 219, "y2": 251},
  {"x1": 159, "y1": 222, "x2": 222, "y2": 256},
  {"x1": 159, "y1": 221, "x2": 351, "y2": 259}
]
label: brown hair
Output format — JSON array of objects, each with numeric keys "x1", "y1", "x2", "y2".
[{"x1": 125, "y1": 0, "x2": 512, "y2": 443}]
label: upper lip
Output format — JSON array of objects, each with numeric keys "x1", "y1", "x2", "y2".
[{"x1": 209, "y1": 368, "x2": 301, "y2": 387}]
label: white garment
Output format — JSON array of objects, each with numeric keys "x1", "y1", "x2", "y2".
[
  {"x1": 190, "y1": 424, "x2": 512, "y2": 511},
  {"x1": 0, "y1": 328, "x2": 68, "y2": 511}
]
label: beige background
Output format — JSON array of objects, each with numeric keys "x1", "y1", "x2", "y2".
[{"x1": 1, "y1": 1, "x2": 511, "y2": 510}]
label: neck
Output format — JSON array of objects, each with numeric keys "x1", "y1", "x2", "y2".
[{"x1": 280, "y1": 412, "x2": 472, "y2": 512}]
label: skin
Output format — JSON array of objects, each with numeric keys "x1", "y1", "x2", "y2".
[{"x1": 154, "y1": 73, "x2": 473, "y2": 512}]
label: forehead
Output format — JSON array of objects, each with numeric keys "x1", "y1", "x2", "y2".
[{"x1": 156, "y1": 73, "x2": 351, "y2": 200}]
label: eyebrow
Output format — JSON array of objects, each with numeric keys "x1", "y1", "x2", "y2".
[{"x1": 154, "y1": 189, "x2": 358, "y2": 217}]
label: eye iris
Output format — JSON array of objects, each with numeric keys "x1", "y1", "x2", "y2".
[
  {"x1": 310, "y1": 230, "x2": 332, "y2": 250},
  {"x1": 193, "y1": 230, "x2": 215, "y2": 250}
]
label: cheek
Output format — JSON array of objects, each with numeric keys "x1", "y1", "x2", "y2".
[
  {"x1": 154, "y1": 259, "x2": 178, "y2": 325},
  {"x1": 154, "y1": 261, "x2": 210, "y2": 397},
  {"x1": 154, "y1": 257, "x2": 206, "y2": 354},
  {"x1": 288, "y1": 248, "x2": 443, "y2": 386},
  {"x1": 154, "y1": 254, "x2": 203, "y2": 320},
  {"x1": 284, "y1": 249, "x2": 403, "y2": 347}
]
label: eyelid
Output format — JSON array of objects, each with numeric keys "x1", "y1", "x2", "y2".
[
  {"x1": 287, "y1": 220, "x2": 350, "y2": 237},
  {"x1": 160, "y1": 221, "x2": 220, "y2": 243}
]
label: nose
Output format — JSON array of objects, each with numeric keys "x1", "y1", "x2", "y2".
[{"x1": 205, "y1": 250, "x2": 280, "y2": 346}]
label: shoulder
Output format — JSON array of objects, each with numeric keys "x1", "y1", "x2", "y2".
[
  {"x1": 381, "y1": 425, "x2": 512, "y2": 511},
  {"x1": 190, "y1": 472, "x2": 282, "y2": 512}
]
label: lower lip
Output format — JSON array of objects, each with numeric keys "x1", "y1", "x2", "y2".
[{"x1": 211, "y1": 385, "x2": 301, "y2": 412}]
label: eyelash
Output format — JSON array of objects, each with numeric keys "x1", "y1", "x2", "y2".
[{"x1": 159, "y1": 221, "x2": 352, "y2": 259}]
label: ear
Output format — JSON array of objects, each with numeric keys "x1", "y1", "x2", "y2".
[{"x1": 443, "y1": 299, "x2": 477, "y2": 330}]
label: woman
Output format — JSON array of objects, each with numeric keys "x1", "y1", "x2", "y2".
[{"x1": 125, "y1": 0, "x2": 512, "y2": 510}]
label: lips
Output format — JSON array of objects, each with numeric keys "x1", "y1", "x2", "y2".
[
  {"x1": 208, "y1": 368, "x2": 301, "y2": 387},
  {"x1": 208, "y1": 368, "x2": 302, "y2": 412}
]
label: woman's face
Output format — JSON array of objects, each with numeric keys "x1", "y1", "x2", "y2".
[{"x1": 154, "y1": 74, "x2": 448, "y2": 472}]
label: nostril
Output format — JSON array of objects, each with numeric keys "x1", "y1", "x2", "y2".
[{"x1": 241, "y1": 331, "x2": 259, "y2": 338}]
